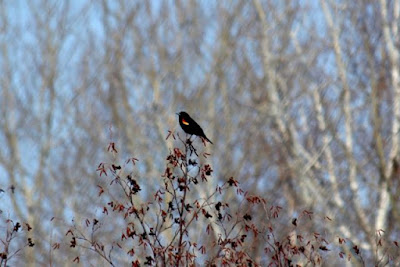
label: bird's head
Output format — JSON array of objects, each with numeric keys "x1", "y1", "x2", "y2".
[{"x1": 176, "y1": 111, "x2": 189, "y2": 118}]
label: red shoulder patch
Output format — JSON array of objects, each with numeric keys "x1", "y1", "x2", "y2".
[{"x1": 181, "y1": 118, "x2": 189, "y2": 125}]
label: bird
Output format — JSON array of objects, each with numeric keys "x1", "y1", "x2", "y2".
[{"x1": 176, "y1": 111, "x2": 213, "y2": 144}]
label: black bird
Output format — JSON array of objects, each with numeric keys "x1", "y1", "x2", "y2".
[{"x1": 176, "y1": 111, "x2": 213, "y2": 144}]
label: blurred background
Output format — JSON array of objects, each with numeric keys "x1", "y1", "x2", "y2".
[{"x1": 1, "y1": 0, "x2": 400, "y2": 265}]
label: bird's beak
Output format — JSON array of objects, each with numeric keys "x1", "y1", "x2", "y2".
[{"x1": 176, "y1": 112, "x2": 180, "y2": 116}]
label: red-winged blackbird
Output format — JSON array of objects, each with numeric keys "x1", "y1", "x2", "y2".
[{"x1": 176, "y1": 111, "x2": 213, "y2": 144}]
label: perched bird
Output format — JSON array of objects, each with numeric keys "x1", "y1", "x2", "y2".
[{"x1": 176, "y1": 111, "x2": 213, "y2": 144}]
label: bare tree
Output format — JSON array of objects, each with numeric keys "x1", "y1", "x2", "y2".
[{"x1": 1, "y1": 0, "x2": 400, "y2": 265}]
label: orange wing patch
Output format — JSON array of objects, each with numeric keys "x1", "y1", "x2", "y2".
[{"x1": 181, "y1": 118, "x2": 189, "y2": 125}]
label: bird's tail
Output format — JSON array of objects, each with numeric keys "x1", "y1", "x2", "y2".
[{"x1": 204, "y1": 136, "x2": 213, "y2": 144}]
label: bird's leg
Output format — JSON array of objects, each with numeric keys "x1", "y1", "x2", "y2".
[
  {"x1": 185, "y1": 134, "x2": 193, "y2": 145},
  {"x1": 185, "y1": 134, "x2": 193, "y2": 147},
  {"x1": 185, "y1": 135, "x2": 198, "y2": 156}
]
